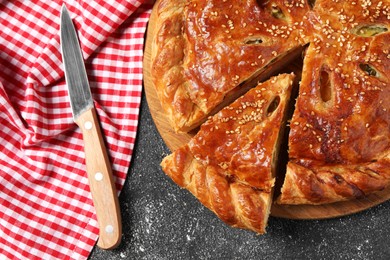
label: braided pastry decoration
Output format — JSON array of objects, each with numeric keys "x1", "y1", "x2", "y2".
[
  {"x1": 162, "y1": 146, "x2": 272, "y2": 233},
  {"x1": 278, "y1": 155, "x2": 390, "y2": 205},
  {"x1": 151, "y1": 1, "x2": 206, "y2": 132}
]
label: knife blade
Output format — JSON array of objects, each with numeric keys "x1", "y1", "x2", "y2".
[{"x1": 60, "y1": 4, "x2": 121, "y2": 249}]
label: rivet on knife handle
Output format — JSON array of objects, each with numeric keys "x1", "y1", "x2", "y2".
[
  {"x1": 60, "y1": 4, "x2": 122, "y2": 249},
  {"x1": 76, "y1": 107, "x2": 122, "y2": 249}
]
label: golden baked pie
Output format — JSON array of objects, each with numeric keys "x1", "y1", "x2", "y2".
[
  {"x1": 161, "y1": 74, "x2": 294, "y2": 233},
  {"x1": 150, "y1": 0, "x2": 390, "y2": 233}
]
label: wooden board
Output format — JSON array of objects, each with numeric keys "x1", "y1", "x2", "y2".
[{"x1": 143, "y1": 2, "x2": 390, "y2": 220}]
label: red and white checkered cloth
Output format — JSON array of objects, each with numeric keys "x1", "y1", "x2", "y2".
[{"x1": 0, "y1": 1, "x2": 152, "y2": 259}]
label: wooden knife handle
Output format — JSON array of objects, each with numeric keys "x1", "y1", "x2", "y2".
[{"x1": 75, "y1": 107, "x2": 122, "y2": 249}]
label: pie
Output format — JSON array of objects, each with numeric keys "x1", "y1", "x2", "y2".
[
  {"x1": 149, "y1": 0, "x2": 390, "y2": 233},
  {"x1": 161, "y1": 74, "x2": 295, "y2": 233}
]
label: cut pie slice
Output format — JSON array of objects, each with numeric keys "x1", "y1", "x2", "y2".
[{"x1": 161, "y1": 74, "x2": 295, "y2": 233}]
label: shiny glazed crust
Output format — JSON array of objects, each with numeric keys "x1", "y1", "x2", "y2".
[
  {"x1": 277, "y1": 0, "x2": 390, "y2": 204},
  {"x1": 151, "y1": 0, "x2": 308, "y2": 132},
  {"x1": 161, "y1": 74, "x2": 294, "y2": 233}
]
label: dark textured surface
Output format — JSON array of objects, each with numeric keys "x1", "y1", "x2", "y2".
[{"x1": 89, "y1": 93, "x2": 390, "y2": 260}]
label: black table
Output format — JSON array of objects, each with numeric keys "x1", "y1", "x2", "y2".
[{"x1": 89, "y1": 92, "x2": 390, "y2": 259}]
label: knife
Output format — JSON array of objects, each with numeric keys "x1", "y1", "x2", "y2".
[{"x1": 60, "y1": 5, "x2": 121, "y2": 249}]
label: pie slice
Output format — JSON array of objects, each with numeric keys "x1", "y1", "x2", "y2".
[
  {"x1": 161, "y1": 74, "x2": 295, "y2": 233},
  {"x1": 151, "y1": 0, "x2": 308, "y2": 132},
  {"x1": 277, "y1": 1, "x2": 390, "y2": 204}
]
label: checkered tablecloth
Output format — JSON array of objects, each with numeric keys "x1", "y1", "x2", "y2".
[{"x1": 0, "y1": 1, "x2": 152, "y2": 259}]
